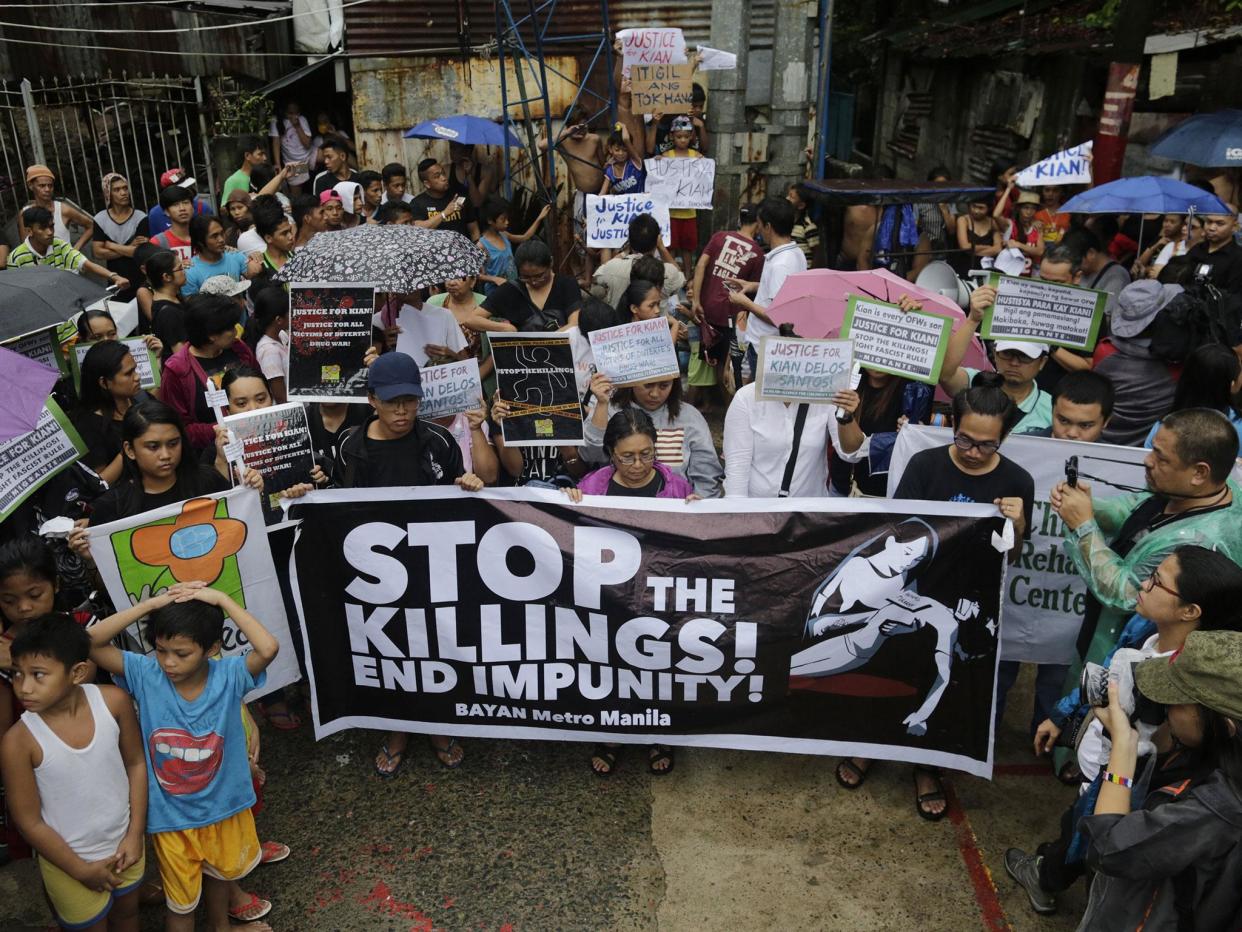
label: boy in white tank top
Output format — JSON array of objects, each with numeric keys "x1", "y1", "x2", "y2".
[{"x1": 0, "y1": 613, "x2": 146, "y2": 931}]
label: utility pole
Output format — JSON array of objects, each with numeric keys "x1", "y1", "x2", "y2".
[
  {"x1": 706, "y1": 0, "x2": 753, "y2": 230},
  {"x1": 1092, "y1": 0, "x2": 1157, "y2": 184},
  {"x1": 767, "y1": 0, "x2": 816, "y2": 193}
]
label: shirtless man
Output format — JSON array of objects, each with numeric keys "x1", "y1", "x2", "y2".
[
  {"x1": 538, "y1": 115, "x2": 605, "y2": 277},
  {"x1": 838, "y1": 204, "x2": 880, "y2": 270}
]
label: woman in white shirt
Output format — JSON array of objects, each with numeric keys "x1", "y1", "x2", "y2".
[{"x1": 722, "y1": 377, "x2": 831, "y2": 498}]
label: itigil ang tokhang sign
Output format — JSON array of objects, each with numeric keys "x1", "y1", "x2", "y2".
[{"x1": 289, "y1": 488, "x2": 1009, "y2": 777}]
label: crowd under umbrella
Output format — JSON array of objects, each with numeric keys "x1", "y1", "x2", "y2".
[
  {"x1": 403, "y1": 114, "x2": 524, "y2": 148},
  {"x1": 0, "y1": 266, "x2": 109, "y2": 342},
  {"x1": 1149, "y1": 109, "x2": 1242, "y2": 167},
  {"x1": 273, "y1": 224, "x2": 485, "y2": 296},
  {"x1": 0, "y1": 345, "x2": 60, "y2": 442}
]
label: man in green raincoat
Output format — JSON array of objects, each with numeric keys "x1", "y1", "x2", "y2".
[{"x1": 1047, "y1": 408, "x2": 1242, "y2": 777}]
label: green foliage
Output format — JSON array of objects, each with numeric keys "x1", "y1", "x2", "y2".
[
  {"x1": 1084, "y1": 0, "x2": 1122, "y2": 28},
  {"x1": 207, "y1": 78, "x2": 271, "y2": 136}
]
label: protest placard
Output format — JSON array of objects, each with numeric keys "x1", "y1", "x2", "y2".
[
  {"x1": 417, "y1": 358, "x2": 484, "y2": 421},
  {"x1": 841, "y1": 297, "x2": 950, "y2": 385},
  {"x1": 489, "y1": 333, "x2": 584, "y2": 446},
  {"x1": 70, "y1": 338, "x2": 159, "y2": 392},
  {"x1": 617, "y1": 27, "x2": 687, "y2": 76},
  {"x1": 1015, "y1": 142, "x2": 1093, "y2": 187},
  {"x1": 4, "y1": 328, "x2": 67, "y2": 375},
  {"x1": 754, "y1": 337, "x2": 854, "y2": 403},
  {"x1": 981, "y1": 273, "x2": 1107, "y2": 351},
  {"x1": 290, "y1": 488, "x2": 1007, "y2": 777},
  {"x1": 287, "y1": 283, "x2": 375, "y2": 403},
  {"x1": 221, "y1": 402, "x2": 316, "y2": 515},
  {"x1": 585, "y1": 194, "x2": 671, "y2": 248},
  {"x1": 588, "y1": 318, "x2": 680, "y2": 387},
  {"x1": 0, "y1": 400, "x2": 86, "y2": 522},
  {"x1": 696, "y1": 45, "x2": 738, "y2": 70},
  {"x1": 644, "y1": 157, "x2": 715, "y2": 210},
  {"x1": 106, "y1": 298, "x2": 140, "y2": 338},
  {"x1": 630, "y1": 63, "x2": 694, "y2": 113}
]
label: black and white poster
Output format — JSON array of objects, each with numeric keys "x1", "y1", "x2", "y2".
[
  {"x1": 287, "y1": 283, "x2": 375, "y2": 403},
  {"x1": 488, "y1": 333, "x2": 585, "y2": 447},
  {"x1": 290, "y1": 489, "x2": 1008, "y2": 777},
  {"x1": 221, "y1": 402, "x2": 316, "y2": 518}
]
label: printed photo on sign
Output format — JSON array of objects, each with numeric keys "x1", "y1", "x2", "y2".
[
  {"x1": 417, "y1": 358, "x2": 484, "y2": 421},
  {"x1": 489, "y1": 333, "x2": 584, "y2": 447},
  {"x1": 585, "y1": 194, "x2": 671, "y2": 248},
  {"x1": 221, "y1": 402, "x2": 315, "y2": 517},
  {"x1": 71, "y1": 338, "x2": 160, "y2": 392},
  {"x1": 4, "y1": 328, "x2": 66, "y2": 375},
  {"x1": 287, "y1": 283, "x2": 376, "y2": 403},
  {"x1": 981, "y1": 273, "x2": 1106, "y2": 351},
  {"x1": 755, "y1": 337, "x2": 853, "y2": 404},
  {"x1": 644, "y1": 158, "x2": 716, "y2": 211},
  {"x1": 588, "y1": 318, "x2": 680, "y2": 387},
  {"x1": 87, "y1": 487, "x2": 301, "y2": 701},
  {"x1": 0, "y1": 400, "x2": 86, "y2": 522},
  {"x1": 288, "y1": 489, "x2": 1007, "y2": 777},
  {"x1": 841, "y1": 297, "x2": 950, "y2": 385},
  {"x1": 630, "y1": 63, "x2": 694, "y2": 114}
]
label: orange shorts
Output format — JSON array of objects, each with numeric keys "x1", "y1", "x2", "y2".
[{"x1": 151, "y1": 809, "x2": 260, "y2": 914}]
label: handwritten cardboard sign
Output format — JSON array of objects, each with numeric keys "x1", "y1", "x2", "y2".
[
  {"x1": 981, "y1": 273, "x2": 1106, "y2": 351},
  {"x1": 754, "y1": 337, "x2": 854, "y2": 404},
  {"x1": 585, "y1": 194, "x2": 672, "y2": 248},
  {"x1": 1015, "y1": 142, "x2": 1093, "y2": 187},
  {"x1": 840, "y1": 297, "x2": 951, "y2": 385},
  {"x1": 630, "y1": 63, "x2": 694, "y2": 114},
  {"x1": 417, "y1": 358, "x2": 484, "y2": 421},
  {"x1": 644, "y1": 157, "x2": 715, "y2": 210},
  {"x1": 588, "y1": 317, "x2": 680, "y2": 387},
  {"x1": 617, "y1": 27, "x2": 687, "y2": 77}
]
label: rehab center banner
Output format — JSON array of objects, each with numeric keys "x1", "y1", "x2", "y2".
[{"x1": 290, "y1": 489, "x2": 1008, "y2": 777}]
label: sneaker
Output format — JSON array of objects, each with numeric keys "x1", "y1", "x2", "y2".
[{"x1": 1004, "y1": 847, "x2": 1057, "y2": 915}]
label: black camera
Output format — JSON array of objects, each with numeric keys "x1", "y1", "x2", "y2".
[
  {"x1": 1081, "y1": 650, "x2": 1165, "y2": 727},
  {"x1": 1065, "y1": 455, "x2": 1078, "y2": 488}
]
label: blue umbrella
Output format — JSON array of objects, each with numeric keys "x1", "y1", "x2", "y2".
[
  {"x1": 1149, "y1": 109, "x2": 1242, "y2": 167},
  {"x1": 1059, "y1": 176, "x2": 1231, "y2": 214},
  {"x1": 403, "y1": 114, "x2": 523, "y2": 147}
]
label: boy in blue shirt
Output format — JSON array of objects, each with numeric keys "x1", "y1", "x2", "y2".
[{"x1": 88, "y1": 581, "x2": 279, "y2": 932}]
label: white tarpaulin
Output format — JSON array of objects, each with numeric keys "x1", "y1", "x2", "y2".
[{"x1": 1015, "y1": 142, "x2": 1093, "y2": 188}]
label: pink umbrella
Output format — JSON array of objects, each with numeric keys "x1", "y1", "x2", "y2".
[
  {"x1": 766, "y1": 268, "x2": 991, "y2": 374},
  {"x1": 0, "y1": 345, "x2": 60, "y2": 442}
]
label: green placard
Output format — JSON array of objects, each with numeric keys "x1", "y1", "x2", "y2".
[
  {"x1": 69, "y1": 339, "x2": 161, "y2": 394},
  {"x1": 840, "y1": 296, "x2": 951, "y2": 386},
  {"x1": 0, "y1": 399, "x2": 87, "y2": 522},
  {"x1": 980, "y1": 272, "x2": 1106, "y2": 352},
  {"x1": 2, "y1": 327, "x2": 70, "y2": 376}
]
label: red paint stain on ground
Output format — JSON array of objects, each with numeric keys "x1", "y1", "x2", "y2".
[
  {"x1": 358, "y1": 880, "x2": 440, "y2": 931},
  {"x1": 994, "y1": 762, "x2": 1054, "y2": 777},
  {"x1": 944, "y1": 781, "x2": 1012, "y2": 931}
]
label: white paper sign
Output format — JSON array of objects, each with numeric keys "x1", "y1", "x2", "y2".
[
  {"x1": 644, "y1": 157, "x2": 715, "y2": 210},
  {"x1": 417, "y1": 358, "x2": 484, "y2": 421},
  {"x1": 754, "y1": 337, "x2": 854, "y2": 404},
  {"x1": 73, "y1": 338, "x2": 159, "y2": 391},
  {"x1": 1015, "y1": 142, "x2": 1093, "y2": 188},
  {"x1": 107, "y1": 298, "x2": 140, "y2": 338},
  {"x1": 617, "y1": 27, "x2": 687, "y2": 76},
  {"x1": 204, "y1": 385, "x2": 229, "y2": 411},
  {"x1": 993, "y1": 247, "x2": 1028, "y2": 278},
  {"x1": 588, "y1": 317, "x2": 680, "y2": 387},
  {"x1": 585, "y1": 194, "x2": 672, "y2": 248},
  {"x1": 696, "y1": 45, "x2": 737, "y2": 70}
]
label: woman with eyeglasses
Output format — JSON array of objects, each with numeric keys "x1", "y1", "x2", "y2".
[
  {"x1": 564, "y1": 409, "x2": 698, "y2": 776},
  {"x1": 834, "y1": 373, "x2": 1034, "y2": 820}
]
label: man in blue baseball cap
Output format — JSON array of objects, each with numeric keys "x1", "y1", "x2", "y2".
[{"x1": 332, "y1": 350, "x2": 484, "y2": 776}]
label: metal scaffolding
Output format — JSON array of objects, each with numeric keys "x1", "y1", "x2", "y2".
[{"x1": 492, "y1": 0, "x2": 617, "y2": 261}]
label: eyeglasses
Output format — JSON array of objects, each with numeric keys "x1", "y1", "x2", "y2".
[
  {"x1": 614, "y1": 450, "x2": 656, "y2": 466},
  {"x1": 519, "y1": 269, "x2": 552, "y2": 286},
  {"x1": 1144, "y1": 570, "x2": 1182, "y2": 600},
  {"x1": 952, "y1": 433, "x2": 1000, "y2": 455},
  {"x1": 376, "y1": 396, "x2": 418, "y2": 412}
]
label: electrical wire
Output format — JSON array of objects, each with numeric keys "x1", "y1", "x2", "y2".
[
  {"x1": 0, "y1": 0, "x2": 373, "y2": 33},
  {"x1": 0, "y1": 33, "x2": 480, "y2": 57},
  {"x1": 1, "y1": 0, "x2": 277, "y2": 7}
]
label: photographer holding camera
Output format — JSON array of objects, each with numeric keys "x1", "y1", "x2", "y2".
[{"x1": 1003, "y1": 546, "x2": 1242, "y2": 916}]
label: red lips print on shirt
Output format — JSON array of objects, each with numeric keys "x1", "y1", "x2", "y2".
[{"x1": 148, "y1": 728, "x2": 225, "y2": 795}]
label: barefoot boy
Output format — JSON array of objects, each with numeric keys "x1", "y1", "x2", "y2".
[
  {"x1": 1, "y1": 614, "x2": 147, "y2": 931},
  {"x1": 88, "y1": 582, "x2": 279, "y2": 932}
]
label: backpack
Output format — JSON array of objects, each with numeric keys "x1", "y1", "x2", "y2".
[{"x1": 1148, "y1": 283, "x2": 1241, "y2": 363}]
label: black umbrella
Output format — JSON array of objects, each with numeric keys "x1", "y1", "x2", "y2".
[
  {"x1": 0, "y1": 267, "x2": 109, "y2": 342},
  {"x1": 273, "y1": 224, "x2": 484, "y2": 293}
]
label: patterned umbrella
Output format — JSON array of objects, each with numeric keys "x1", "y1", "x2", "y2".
[{"x1": 273, "y1": 224, "x2": 484, "y2": 293}]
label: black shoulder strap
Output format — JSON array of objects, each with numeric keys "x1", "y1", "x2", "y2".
[{"x1": 779, "y1": 404, "x2": 810, "y2": 498}]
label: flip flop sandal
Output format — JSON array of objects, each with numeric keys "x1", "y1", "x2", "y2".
[
  {"x1": 591, "y1": 744, "x2": 619, "y2": 776},
  {"x1": 431, "y1": 737, "x2": 464, "y2": 769},
  {"x1": 262, "y1": 707, "x2": 301, "y2": 731},
  {"x1": 834, "y1": 758, "x2": 871, "y2": 790},
  {"x1": 648, "y1": 745, "x2": 675, "y2": 776},
  {"x1": 374, "y1": 742, "x2": 405, "y2": 779},
  {"x1": 227, "y1": 892, "x2": 272, "y2": 922},
  {"x1": 913, "y1": 767, "x2": 949, "y2": 822},
  {"x1": 259, "y1": 841, "x2": 290, "y2": 865}
]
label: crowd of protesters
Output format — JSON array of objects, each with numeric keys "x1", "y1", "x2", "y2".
[{"x1": 1, "y1": 74, "x2": 1242, "y2": 931}]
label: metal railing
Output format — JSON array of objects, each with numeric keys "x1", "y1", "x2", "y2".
[{"x1": 0, "y1": 73, "x2": 214, "y2": 231}]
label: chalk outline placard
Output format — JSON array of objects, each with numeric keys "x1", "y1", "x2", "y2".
[
  {"x1": 489, "y1": 332, "x2": 585, "y2": 448},
  {"x1": 840, "y1": 296, "x2": 951, "y2": 386},
  {"x1": 754, "y1": 336, "x2": 855, "y2": 404},
  {"x1": 980, "y1": 272, "x2": 1106, "y2": 352}
]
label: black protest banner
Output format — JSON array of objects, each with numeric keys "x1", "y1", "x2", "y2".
[
  {"x1": 287, "y1": 283, "x2": 375, "y2": 403},
  {"x1": 488, "y1": 333, "x2": 584, "y2": 447},
  {"x1": 981, "y1": 273, "x2": 1106, "y2": 351},
  {"x1": 290, "y1": 489, "x2": 1008, "y2": 777},
  {"x1": 221, "y1": 402, "x2": 315, "y2": 519}
]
